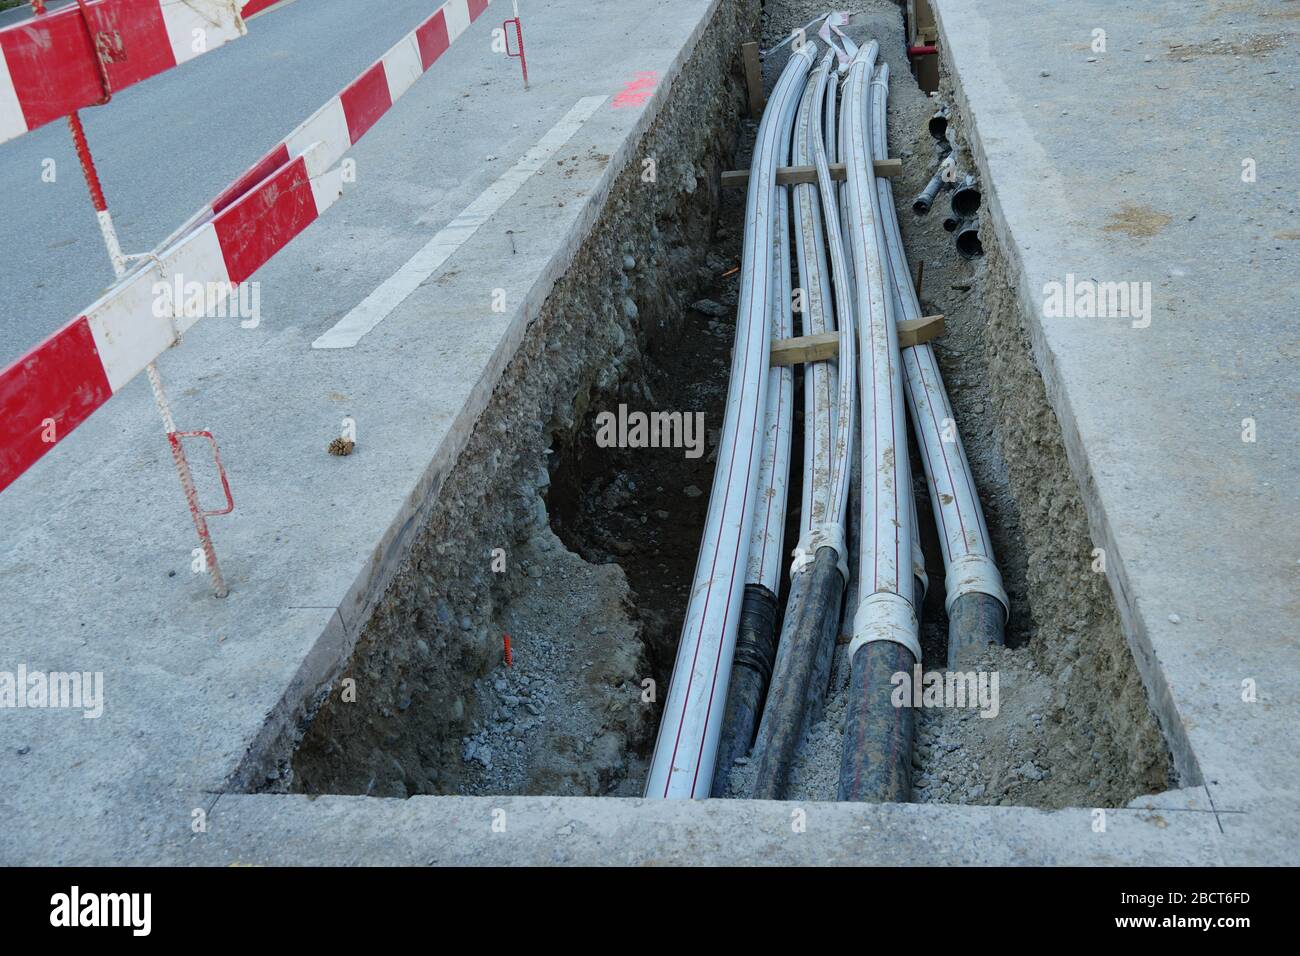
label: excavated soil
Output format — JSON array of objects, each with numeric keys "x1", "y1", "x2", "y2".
[{"x1": 282, "y1": 0, "x2": 762, "y2": 798}]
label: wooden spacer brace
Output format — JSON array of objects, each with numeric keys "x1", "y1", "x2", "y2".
[
  {"x1": 897, "y1": 314, "x2": 945, "y2": 348},
  {"x1": 770, "y1": 331, "x2": 838, "y2": 367},
  {"x1": 722, "y1": 158, "x2": 902, "y2": 189},
  {"x1": 770, "y1": 315, "x2": 945, "y2": 366}
]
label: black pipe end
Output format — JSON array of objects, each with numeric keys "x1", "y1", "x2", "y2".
[
  {"x1": 837, "y1": 641, "x2": 917, "y2": 804},
  {"x1": 951, "y1": 188, "x2": 981, "y2": 219},
  {"x1": 956, "y1": 224, "x2": 983, "y2": 259},
  {"x1": 711, "y1": 584, "x2": 781, "y2": 797},
  {"x1": 947, "y1": 591, "x2": 1007, "y2": 670},
  {"x1": 733, "y1": 584, "x2": 780, "y2": 683}
]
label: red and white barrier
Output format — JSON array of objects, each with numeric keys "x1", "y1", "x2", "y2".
[
  {"x1": 0, "y1": 0, "x2": 251, "y2": 147},
  {"x1": 0, "y1": 145, "x2": 342, "y2": 493},
  {"x1": 162, "y1": 0, "x2": 491, "y2": 248},
  {"x1": 0, "y1": 0, "x2": 492, "y2": 493}
]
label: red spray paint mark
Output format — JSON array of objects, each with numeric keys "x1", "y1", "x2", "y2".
[
  {"x1": 612, "y1": 71, "x2": 658, "y2": 109},
  {"x1": 503, "y1": 634, "x2": 513, "y2": 667}
]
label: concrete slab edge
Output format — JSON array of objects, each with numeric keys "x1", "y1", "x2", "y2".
[{"x1": 929, "y1": 1, "x2": 1201, "y2": 791}]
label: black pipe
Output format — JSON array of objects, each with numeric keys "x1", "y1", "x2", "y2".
[
  {"x1": 928, "y1": 104, "x2": 950, "y2": 142},
  {"x1": 711, "y1": 583, "x2": 781, "y2": 796},
  {"x1": 912, "y1": 169, "x2": 946, "y2": 215},
  {"x1": 950, "y1": 175, "x2": 981, "y2": 218},
  {"x1": 955, "y1": 216, "x2": 983, "y2": 258},
  {"x1": 942, "y1": 214, "x2": 961, "y2": 233},
  {"x1": 947, "y1": 591, "x2": 1005, "y2": 669},
  {"x1": 836, "y1": 640, "x2": 916, "y2": 802},
  {"x1": 836, "y1": 579, "x2": 924, "y2": 802},
  {"x1": 748, "y1": 547, "x2": 845, "y2": 799}
]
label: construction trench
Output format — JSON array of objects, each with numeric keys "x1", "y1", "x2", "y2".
[{"x1": 279, "y1": 0, "x2": 1173, "y2": 811}]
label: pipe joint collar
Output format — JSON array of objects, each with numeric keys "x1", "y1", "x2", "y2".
[
  {"x1": 847, "y1": 591, "x2": 921, "y2": 663},
  {"x1": 943, "y1": 553, "x2": 1009, "y2": 622},
  {"x1": 790, "y1": 521, "x2": 849, "y2": 584}
]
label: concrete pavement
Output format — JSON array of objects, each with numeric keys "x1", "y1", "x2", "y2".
[{"x1": 933, "y1": 0, "x2": 1299, "y2": 834}]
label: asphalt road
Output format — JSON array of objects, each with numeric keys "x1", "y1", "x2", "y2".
[{"x1": 0, "y1": 0, "x2": 453, "y2": 365}]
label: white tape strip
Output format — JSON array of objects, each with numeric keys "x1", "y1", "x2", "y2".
[
  {"x1": 312, "y1": 95, "x2": 607, "y2": 349},
  {"x1": 847, "y1": 591, "x2": 921, "y2": 663},
  {"x1": 790, "y1": 521, "x2": 849, "y2": 584},
  {"x1": 943, "y1": 552, "x2": 1010, "y2": 621}
]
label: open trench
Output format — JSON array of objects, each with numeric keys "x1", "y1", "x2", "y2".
[{"x1": 280, "y1": 0, "x2": 1173, "y2": 809}]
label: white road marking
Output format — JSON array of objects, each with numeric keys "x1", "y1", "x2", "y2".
[{"x1": 311, "y1": 94, "x2": 607, "y2": 349}]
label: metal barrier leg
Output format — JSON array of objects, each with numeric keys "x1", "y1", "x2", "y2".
[
  {"x1": 67, "y1": 109, "x2": 233, "y2": 598},
  {"x1": 504, "y1": 2, "x2": 529, "y2": 90}
]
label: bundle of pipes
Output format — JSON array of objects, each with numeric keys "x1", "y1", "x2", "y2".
[
  {"x1": 710, "y1": 72, "x2": 797, "y2": 789},
  {"x1": 652, "y1": 37, "x2": 1008, "y2": 805},
  {"x1": 645, "y1": 42, "x2": 817, "y2": 800},
  {"x1": 746, "y1": 48, "x2": 857, "y2": 799}
]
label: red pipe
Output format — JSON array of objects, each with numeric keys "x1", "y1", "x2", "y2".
[{"x1": 907, "y1": 44, "x2": 937, "y2": 58}]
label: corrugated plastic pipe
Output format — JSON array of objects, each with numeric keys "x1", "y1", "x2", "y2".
[
  {"x1": 711, "y1": 109, "x2": 797, "y2": 796},
  {"x1": 869, "y1": 63, "x2": 1008, "y2": 669},
  {"x1": 645, "y1": 42, "x2": 815, "y2": 799},
  {"x1": 837, "y1": 42, "x2": 920, "y2": 804},
  {"x1": 749, "y1": 49, "x2": 856, "y2": 799}
]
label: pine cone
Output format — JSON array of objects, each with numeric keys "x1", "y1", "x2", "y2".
[{"x1": 328, "y1": 437, "x2": 355, "y2": 457}]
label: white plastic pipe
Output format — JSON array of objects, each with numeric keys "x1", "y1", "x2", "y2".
[
  {"x1": 792, "y1": 73, "x2": 837, "y2": 543},
  {"x1": 843, "y1": 41, "x2": 920, "y2": 664},
  {"x1": 645, "y1": 43, "x2": 816, "y2": 799},
  {"x1": 787, "y1": 50, "x2": 855, "y2": 580},
  {"x1": 744, "y1": 134, "x2": 795, "y2": 595},
  {"x1": 807, "y1": 51, "x2": 855, "y2": 542},
  {"x1": 868, "y1": 63, "x2": 1008, "y2": 620}
]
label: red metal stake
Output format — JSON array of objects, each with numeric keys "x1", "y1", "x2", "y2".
[{"x1": 504, "y1": 2, "x2": 528, "y2": 90}]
